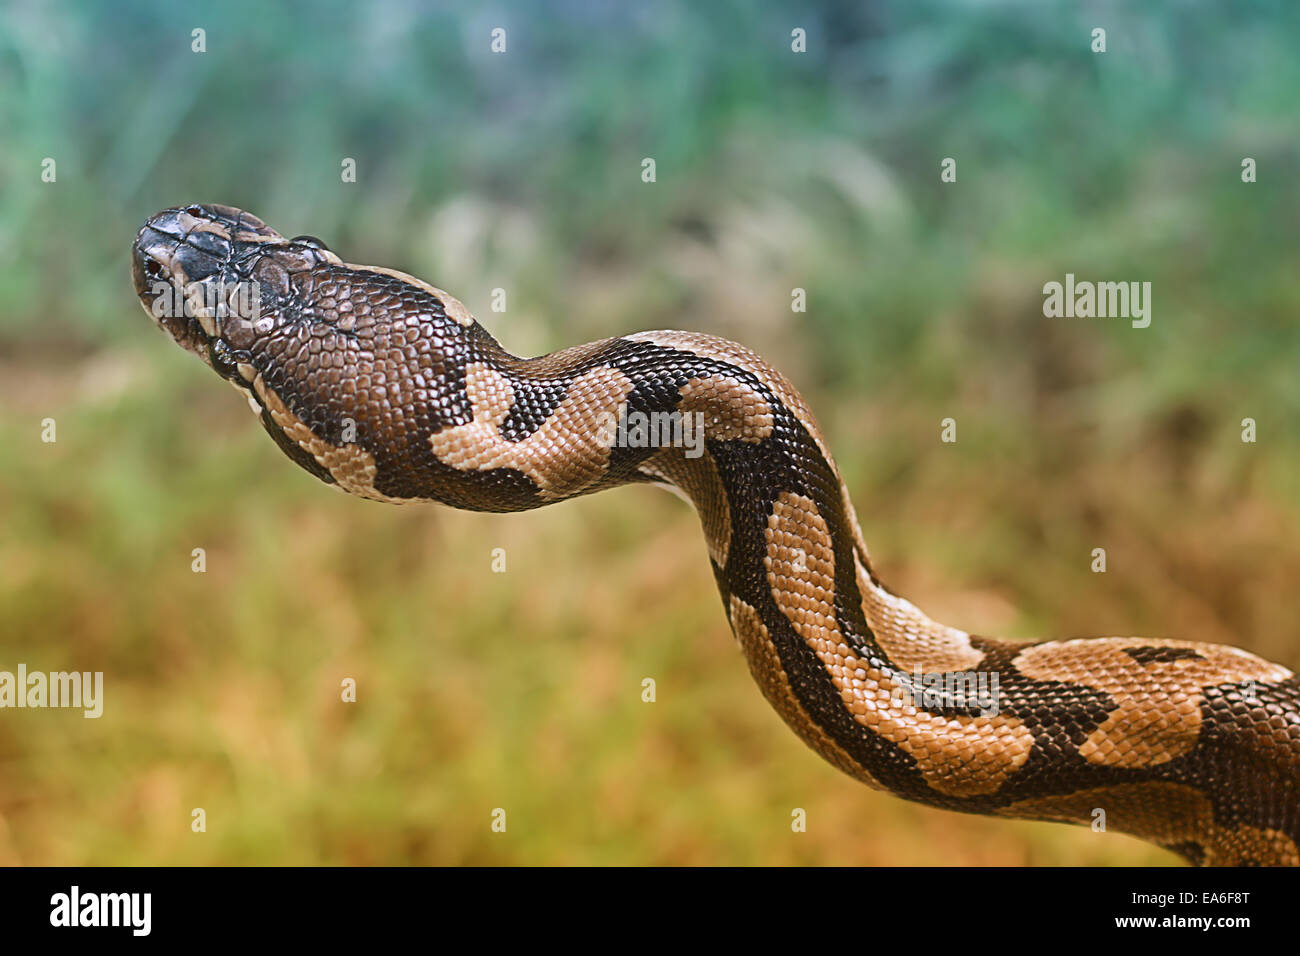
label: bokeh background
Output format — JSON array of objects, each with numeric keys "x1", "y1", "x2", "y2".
[{"x1": 1, "y1": 0, "x2": 1298, "y2": 866}]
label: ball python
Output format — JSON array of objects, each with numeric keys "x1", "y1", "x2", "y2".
[{"x1": 132, "y1": 203, "x2": 1300, "y2": 866}]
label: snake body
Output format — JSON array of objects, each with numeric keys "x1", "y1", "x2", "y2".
[{"x1": 132, "y1": 204, "x2": 1300, "y2": 865}]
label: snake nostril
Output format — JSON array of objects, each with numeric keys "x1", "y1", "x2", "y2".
[
  {"x1": 185, "y1": 204, "x2": 206, "y2": 217},
  {"x1": 144, "y1": 258, "x2": 166, "y2": 279}
]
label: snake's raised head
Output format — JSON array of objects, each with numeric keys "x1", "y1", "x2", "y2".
[
  {"x1": 132, "y1": 203, "x2": 323, "y2": 379},
  {"x1": 133, "y1": 203, "x2": 493, "y2": 504}
]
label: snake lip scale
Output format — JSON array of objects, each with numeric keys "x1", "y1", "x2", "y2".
[{"x1": 132, "y1": 203, "x2": 1300, "y2": 866}]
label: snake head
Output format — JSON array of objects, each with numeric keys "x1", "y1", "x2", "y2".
[
  {"x1": 133, "y1": 203, "x2": 494, "y2": 503},
  {"x1": 132, "y1": 203, "x2": 339, "y2": 383}
]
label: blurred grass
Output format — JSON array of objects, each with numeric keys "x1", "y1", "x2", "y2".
[{"x1": 0, "y1": 0, "x2": 1298, "y2": 865}]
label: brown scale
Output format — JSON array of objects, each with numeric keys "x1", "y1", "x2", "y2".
[{"x1": 133, "y1": 203, "x2": 1300, "y2": 865}]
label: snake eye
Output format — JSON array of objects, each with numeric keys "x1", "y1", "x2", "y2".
[{"x1": 290, "y1": 235, "x2": 330, "y2": 251}]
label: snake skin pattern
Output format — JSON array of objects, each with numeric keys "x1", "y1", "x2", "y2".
[{"x1": 132, "y1": 204, "x2": 1300, "y2": 865}]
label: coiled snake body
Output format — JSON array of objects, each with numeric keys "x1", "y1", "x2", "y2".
[{"x1": 133, "y1": 204, "x2": 1300, "y2": 865}]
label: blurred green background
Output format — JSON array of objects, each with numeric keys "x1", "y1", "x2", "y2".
[{"x1": 1, "y1": 0, "x2": 1298, "y2": 866}]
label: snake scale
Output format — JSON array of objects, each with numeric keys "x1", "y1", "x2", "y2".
[{"x1": 132, "y1": 204, "x2": 1300, "y2": 865}]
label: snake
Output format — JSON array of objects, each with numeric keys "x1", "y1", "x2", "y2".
[{"x1": 132, "y1": 203, "x2": 1300, "y2": 866}]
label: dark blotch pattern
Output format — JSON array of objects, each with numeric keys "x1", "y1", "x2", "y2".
[{"x1": 132, "y1": 204, "x2": 1300, "y2": 866}]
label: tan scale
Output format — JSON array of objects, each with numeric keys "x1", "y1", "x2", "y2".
[
  {"x1": 233, "y1": 230, "x2": 311, "y2": 249},
  {"x1": 627, "y1": 331, "x2": 881, "y2": 568},
  {"x1": 344, "y1": 262, "x2": 476, "y2": 327},
  {"x1": 676, "y1": 375, "x2": 774, "y2": 442},
  {"x1": 624, "y1": 333, "x2": 881, "y2": 578},
  {"x1": 168, "y1": 209, "x2": 234, "y2": 240},
  {"x1": 729, "y1": 595, "x2": 885, "y2": 790},
  {"x1": 765, "y1": 491, "x2": 1034, "y2": 796},
  {"x1": 428, "y1": 362, "x2": 636, "y2": 500},
  {"x1": 252, "y1": 373, "x2": 417, "y2": 504},
  {"x1": 1014, "y1": 637, "x2": 1293, "y2": 768},
  {"x1": 854, "y1": 551, "x2": 985, "y2": 674},
  {"x1": 1000, "y1": 782, "x2": 1300, "y2": 866},
  {"x1": 626, "y1": 330, "x2": 827, "y2": 454}
]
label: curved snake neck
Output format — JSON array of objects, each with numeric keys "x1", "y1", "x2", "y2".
[{"x1": 133, "y1": 204, "x2": 1300, "y2": 865}]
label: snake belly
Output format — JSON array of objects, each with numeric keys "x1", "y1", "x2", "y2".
[{"x1": 132, "y1": 203, "x2": 1300, "y2": 865}]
